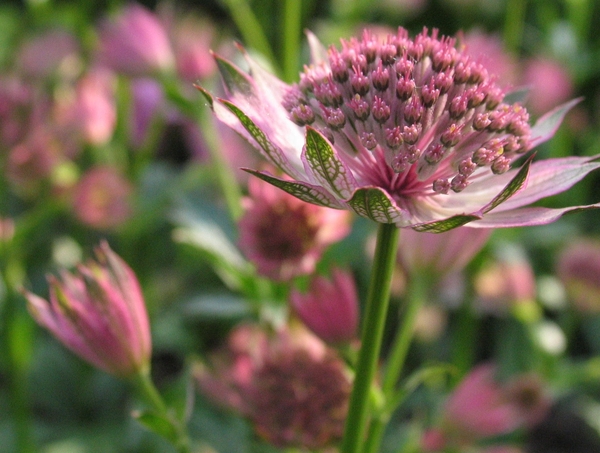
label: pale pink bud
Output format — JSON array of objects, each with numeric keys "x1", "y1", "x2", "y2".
[
  {"x1": 24, "y1": 241, "x2": 151, "y2": 378},
  {"x1": 523, "y1": 58, "x2": 573, "y2": 115},
  {"x1": 97, "y1": 4, "x2": 174, "y2": 76},
  {"x1": 238, "y1": 177, "x2": 351, "y2": 281},
  {"x1": 71, "y1": 166, "x2": 133, "y2": 230},
  {"x1": 556, "y1": 239, "x2": 600, "y2": 313},
  {"x1": 17, "y1": 29, "x2": 79, "y2": 78},
  {"x1": 290, "y1": 268, "x2": 359, "y2": 344}
]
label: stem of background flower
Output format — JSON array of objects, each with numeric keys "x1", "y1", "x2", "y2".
[
  {"x1": 132, "y1": 370, "x2": 192, "y2": 453},
  {"x1": 503, "y1": 0, "x2": 527, "y2": 53},
  {"x1": 197, "y1": 108, "x2": 244, "y2": 221},
  {"x1": 220, "y1": 0, "x2": 278, "y2": 71},
  {"x1": 341, "y1": 223, "x2": 399, "y2": 453},
  {"x1": 282, "y1": 0, "x2": 302, "y2": 83},
  {"x1": 361, "y1": 271, "x2": 428, "y2": 453}
]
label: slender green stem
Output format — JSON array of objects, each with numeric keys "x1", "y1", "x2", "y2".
[
  {"x1": 341, "y1": 223, "x2": 399, "y2": 453},
  {"x1": 220, "y1": 0, "x2": 278, "y2": 68},
  {"x1": 282, "y1": 0, "x2": 302, "y2": 83},
  {"x1": 362, "y1": 272, "x2": 428, "y2": 453},
  {"x1": 503, "y1": 0, "x2": 527, "y2": 53}
]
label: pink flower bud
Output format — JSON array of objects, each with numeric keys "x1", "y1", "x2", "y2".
[
  {"x1": 24, "y1": 241, "x2": 151, "y2": 378},
  {"x1": 97, "y1": 4, "x2": 174, "y2": 76},
  {"x1": 17, "y1": 29, "x2": 79, "y2": 78},
  {"x1": 290, "y1": 268, "x2": 359, "y2": 344},
  {"x1": 71, "y1": 166, "x2": 133, "y2": 230}
]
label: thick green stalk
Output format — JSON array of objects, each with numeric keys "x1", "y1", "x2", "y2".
[
  {"x1": 341, "y1": 223, "x2": 399, "y2": 453},
  {"x1": 282, "y1": 0, "x2": 302, "y2": 83},
  {"x1": 362, "y1": 272, "x2": 428, "y2": 453},
  {"x1": 503, "y1": 0, "x2": 527, "y2": 53}
]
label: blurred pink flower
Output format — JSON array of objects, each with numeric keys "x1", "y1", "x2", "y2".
[
  {"x1": 474, "y1": 249, "x2": 536, "y2": 314},
  {"x1": 7, "y1": 127, "x2": 62, "y2": 193},
  {"x1": 97, "y1": 4, "x2": 174, "y2": 76},
  {"x1": 55, "y1": 68, "x2": 117, "y2": 146},
  {"x1": 523, "y1": 57, "x2": 574, "y2": 115},
  {"x1": 398, "y1": 226, "x2": 491, "y2": 277},
  {"x1": 0, "y1": 217, "x2": 15, "y2": 242},
  {"x1": 72, "y1": 166, "x2": 133, "y2": 230},
  {"x1": 129, "y1": 77, "x2": 165, "y2": 147},
  {"x1": 423, "y1": 363, "x2": 550, "y2": 451},
  {"x1": 195, "y1": 324, "x2": 350, "y2": 449},
  {"x1": 290, "y1": 268, "x2": 359, "y2": 344},
  {"x1": 24, "y1": 241, "x2": 151, "y2": 378},
  {"x1": 0, "y1": 76, "x2": 33, "y2": 147},
  {"x1": 202, "y1": 27, "x2": 599, "y2": 231},
  {"x1": 17, "y1": 29, "x2": 79, "y2": 78},
  {"x1": 238, "y1": 176, "x2": 351, "y2": 281},
  {"x1": 556, "y1": 239, "x2": 600, "y2": 313}
]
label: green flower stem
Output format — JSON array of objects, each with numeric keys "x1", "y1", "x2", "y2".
[
  {"x1": 132, "y1": 370, "x2": 191, "y2": 453},
  {"x1": 362, "y1": 271, "x2": 429, "y2": 453},
  {"x1": 503, "y1": 0, "x2": 527, "y2": 53},
  {"x1": 282, "y1": 0, "x2": 302, "y2": 83},
  {"x1": 341, "y1": 223, "x2": 399, "y2": 453},
  {"x1": 220, "y1": 0, "x2": 278, "y2": 69}
]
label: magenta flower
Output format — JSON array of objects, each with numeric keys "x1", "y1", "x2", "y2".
[
  {"x1": 290, "y1": 268, "x2": 359, "y2": 344},
  {"x1": 24, "y1": 242, "x2": 151, "y2": 378},
  {"x1": 201, "y1": 28, "x2": 600, "y2": 232},
  {"x1": 97, "y1": 4, "x2": 174, "y2": 76},
  {"x1": 238, "y1": 176, "x2": 351, "y2": 281}
]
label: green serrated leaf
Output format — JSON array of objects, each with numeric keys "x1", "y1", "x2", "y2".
[
  {"x1": 215, "y1": 56, "x2": 253, "y2": 97},
  {"x1": 412, "y1": 214, "x2": 481, "y2": 233},
  {"x1": 134, "y1": 410, "x2": 179, "y2": 444},
  {"x1": 243, "y1": 169, "x2": 342, "y2": 208},
  {"x1": 483, "y1": 156, "x2": 532, "y2": 214},
  {"x1": 347, "y1": 187, "x2": 404, "y2": 224},
  {"x1": 220, "y1": 100, "x2": 294, "y2": 176},
  {"x1": 304, "y1": 128, "x2": 356, "y2": 200}
]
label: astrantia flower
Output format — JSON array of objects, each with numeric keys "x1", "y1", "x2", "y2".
[{"x1": 200, "y1": 28, "x2": 600, "y2": 232}]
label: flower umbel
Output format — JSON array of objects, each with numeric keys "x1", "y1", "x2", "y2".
[
  {"x1": 201, "y1": 28, "x2": 600, "y2": 231},
  {"x1": 24, "y1": 241, "x2": 151, "y2": 378}
]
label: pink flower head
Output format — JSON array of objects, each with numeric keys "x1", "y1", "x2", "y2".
[
  {"x1": 24, "y1": 241, "x2": 151, "y2": 378},
  {"x1": 17, "y1": 29, "x2": 79, "y2": 78},
  {"x1": 523, "y1": 58, "x2": 573, "y2": 115},
  {"x1": 55, "y1": 68, "x2": 117, "y2": 146},
  {"x1": 201, "y1": 28, "x2": 600, "y2": 232},
  {"x1": 129, "y1": 78, "x2": 165, "y2": 147},
  {"x1": 97, "y1": 4, "x2": 174, "y2": 76},
  {"x1": 195, "y1": 324, "x2": 350, "y2": 449},
  {"x1": 398, "y1": 226, "x2": 491, "y2": 277},
  {"x1": 556, "y1": 239, "x2": 600, "y2": 313},
  {"x1": 72, "y1": 166, "x2": 133, "y2": 230},
  {"x1": 238, "y1": 175, "x2": 351, "y2": 281},
  {"x1": 290, "y1": 268, "x2": 359, "y2": 344}
]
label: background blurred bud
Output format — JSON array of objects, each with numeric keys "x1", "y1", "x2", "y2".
[
  {"x1": 24, "y1": 241, "x2": 151, "y2": 378},
  {"x1": 290, "y1": 268, "x2": 359, "y2": 344},
  {"x1": 130, "y1": 78, "x2": 165, "y2": 148},
  {"x1": 522, "y1": 58, "x2": 573, "y2": 115},
  {"x1": 17, "y1": 29, "x2": 79, "y2": 78},
  {"x1": 97, "y1": 4, "x2": 174, "y2": 76},
  {"x1": 71, "y1": 166, "x2": 133, "y2": 230},
  {"x1": 0, "y1": 218, "x2": 15, "y2": 242},
  {"x1": 55, "y1": 68, "x2": 117, "y2": 146},
  {"x1": 556, "y1": 239, "x2": 600, "y2": 313},
  {"x1": 475, "y1": 245, "x2": 536, "y2": 315},
  {"x1": 238, "y1": 176, "x2": 351, "y2": 281},
  {"x1": 398, "y1": 227, "x2": 491, "y2": 278}
]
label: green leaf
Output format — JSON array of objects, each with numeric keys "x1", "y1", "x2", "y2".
[
  {"x1": 214, "y1": 55, "x2": 253, "y2": 97},
  {"x1": 412, "y1": 214, "x2": 481, "y2": 233},
  {"x1": 243, "y1": 169, "x2": 342, "y2": 208},
  {"x1": 482, "y1": 155, "x2": 532, "y2": 214},
  {"x1": 304, "y1": 127, "x2": 356, "y2": 200},
  {"x1": 220, "y1": 100, "x2": 296, "y2": 177},
  {"x1": 133, "y1": 410, "x2": 179, "y2": 444},
  {"x1": 347, "y1": 187, "x2": 405, "y2": 224},
  {"x1": 194, "y1": 84, "x2": 214, "y2": 109}
]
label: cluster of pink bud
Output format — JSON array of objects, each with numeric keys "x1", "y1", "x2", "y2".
[{"x1": 283, "y1": 28, "x2": 532, "y2": 196}]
